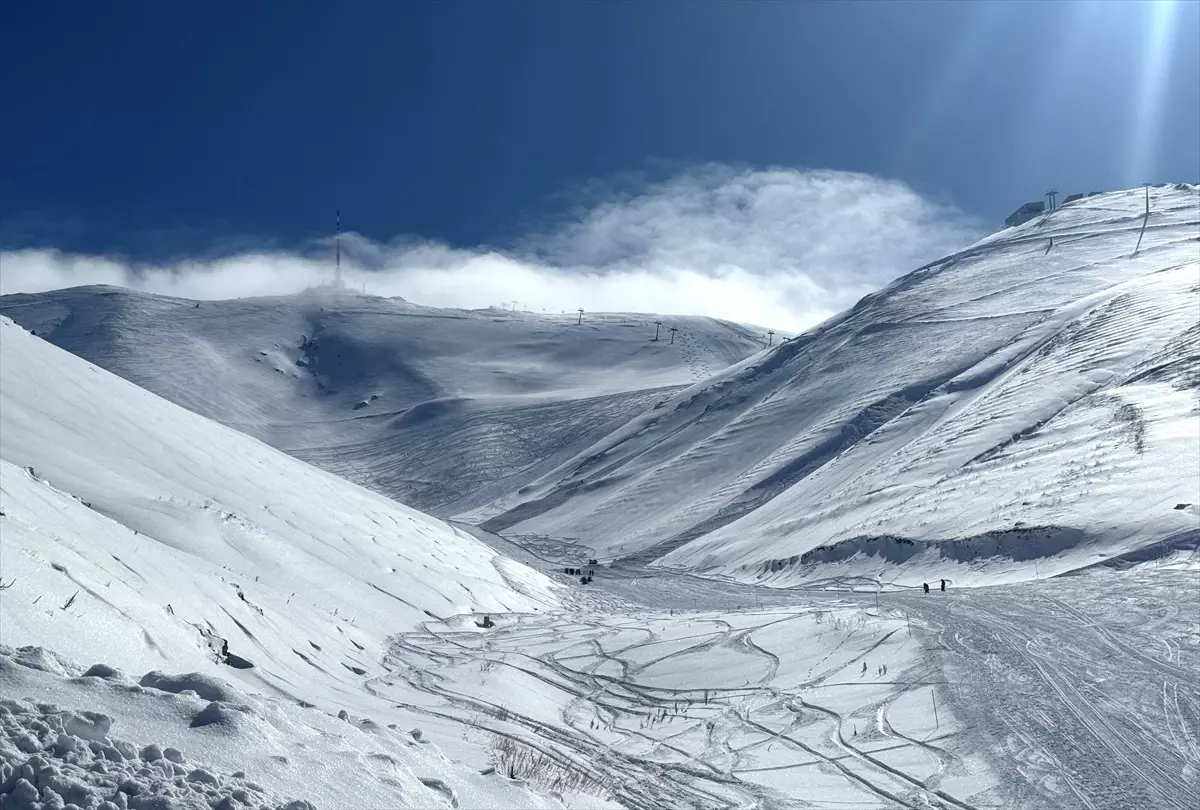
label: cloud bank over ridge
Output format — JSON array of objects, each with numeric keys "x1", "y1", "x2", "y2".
[{"x1": 0, "y1": 166, "x2": 981, "y2": 332}]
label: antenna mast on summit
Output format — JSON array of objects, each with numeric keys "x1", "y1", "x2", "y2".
[{"x1": 334, "y1": 210, "x2": 344, "y2": 289}]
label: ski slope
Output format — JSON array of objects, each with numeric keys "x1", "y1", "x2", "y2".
[
  {"x1": 0, "y1": 316, "x2": 567, "y2": 807},
  {"x1": 350, "y1": 540, "x2": 1200, "y2": 810},
  {"x1": 0, "y1": 290, "x2": 771, "y2": 516},
  {"x1": 470, "y1": 185, "x2": 1200, "y2": 585},
  {"x1": 2, "y1": 188, "x2": 1197, "y2": 809}
]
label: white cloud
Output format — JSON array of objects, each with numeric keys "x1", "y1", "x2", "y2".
[{"x1": 0, "y1": 166, "x2": 981, "y2": 332}]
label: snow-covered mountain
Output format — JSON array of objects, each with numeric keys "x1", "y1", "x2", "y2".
[
  {"x1": 0, "y1": 290, "x2": 771, "y2": 515},
  {"x1": 3, "y1": 186, "x2": 1195, "y2": 590},
  {"x1": 470, "y1": 185, "x2": 1200, "y2": 584},
  {"x1": 0, "y1": 315, "x2": 566, "y2": 806},
  {"x1": 2, "y1": 187, "x2": 1197, "y2": 810}
]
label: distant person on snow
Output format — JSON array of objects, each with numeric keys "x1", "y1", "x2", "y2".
[
  {"x1": 940, "y1": 579, "x2": 946, "y2": 592},
  {"x1": 923, "y1": 582, "x2": 930, "y2": 594}
]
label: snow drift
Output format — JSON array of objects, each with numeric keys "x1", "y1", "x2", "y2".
[{"x1": 0, "y1": 643, "x2": 568, "y2": 809}]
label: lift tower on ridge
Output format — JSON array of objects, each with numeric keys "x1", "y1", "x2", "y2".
[{"x1": 334, "y1": 210, "x2": 345, "y2": 290}]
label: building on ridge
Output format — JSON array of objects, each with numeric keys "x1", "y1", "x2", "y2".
[{"x1": 1005, "y1": 201, "x2": 1046, "y2": 228}]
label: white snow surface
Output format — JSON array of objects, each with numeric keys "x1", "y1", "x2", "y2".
[
  {"x1": 468, "y1": 185, "x2": 1200, "y2": 585},
  {"x1": 0, "y1": 290, "x2": 771, "y2": 517},
  {"x1": 0, "y1": 643, "x2": 568, "y2": 810},
  {"x1": 2, "y1": 188, "x2": 1194, "y2": 590},
  {"x1": 2, "y1": 183, "x2": 1199, "y2": 808},
  {"x1": 0, "y1": 317, "x2": 567, "y2": 807}
]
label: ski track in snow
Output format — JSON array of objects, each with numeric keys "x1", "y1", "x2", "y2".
[
  {"x1": 2, "y1": 187, "x2": 1198, "y2": 809},
  {"x1": 915, "y1": 568, "x2": 1200, "y2": 810},
  {"x1": 475, "y1": 186, "x2": 1200, "y2": 583},
  {"x1": 366, "y1": 550, "x2": 1200, "y2": 810}
]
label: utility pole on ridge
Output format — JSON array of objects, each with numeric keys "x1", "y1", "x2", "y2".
[{"x1": 334, "y1": 210, "x2": 344, "y2": 290}]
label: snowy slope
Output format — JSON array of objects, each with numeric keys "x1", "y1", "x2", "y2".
[
  {"x1": 0, "y1": 290, "x2": 771, "y2": 515},
  {"x1": 0, "y1": 315, "x2": 570, "y2": 804},
  {"x1": 0, "y1": 643, "x2": 571, "y2": 810},
  {"x1": 472, "y1": 185, "x2": 1200, "y2": 584}
]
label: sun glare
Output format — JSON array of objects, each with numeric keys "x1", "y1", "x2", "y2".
[{"x1": 1130, "y1": 0, "x2": 1181, "y2": 184}]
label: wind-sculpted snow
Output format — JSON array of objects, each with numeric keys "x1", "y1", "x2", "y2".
[
  {"x1": 0, "y1": 645, "x2": 565, "y2": 809},
  {"x1": 0, "y1": 290, "x2": 770, "y2": 514},
  {"x1": 472, "y1": 185, "x2": 1200, "y2": 583},
  {"x1": 0, "y1": 314, "x2": 557, "y2": 716},
  {"x1": 0, "y1": 318, "x2": 576, "y2": 806}
]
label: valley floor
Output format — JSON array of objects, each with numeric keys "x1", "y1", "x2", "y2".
[
  {"x1": 4, "y1": 549, "x2": 1197, "y2": 810},
  {"x1": 367, "y1": 541, "x2": 1199, "y2": 810}
]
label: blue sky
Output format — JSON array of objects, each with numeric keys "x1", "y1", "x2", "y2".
[{"x1": 2, "y1": 1, "x2": 1197, "y2": 327}]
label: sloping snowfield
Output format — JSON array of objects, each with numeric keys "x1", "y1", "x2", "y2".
[
  {"x1": 1, "y1": 186, "x2": 1197, "y2": 809},
  {"x1": 472, "y1": 185, "x2": 1200, "y2": 584},
  {"x1": 0, "y1": 290, "x2": 771, "y2": 517},
  {"x1": 0, "y1": 317, "x2": 565, "y2": 808},
  {"x1": 318, "y1": 539, "x2": 1200, "y2": 810}
]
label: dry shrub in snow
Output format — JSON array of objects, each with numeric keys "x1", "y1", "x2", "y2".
[{"x1": 490, "y1": 734, "x2": 608, "y2": 799}]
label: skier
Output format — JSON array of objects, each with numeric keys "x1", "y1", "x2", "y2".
[
  {"x1": 923, "y1": 582, "x2": 930, "y2": 594},
  {"x1": 861, "y1": 661, "x2": 868, "y2": 675},
  {"x1": 940, "y1": 579, "x2": 946, "y2": 592}
]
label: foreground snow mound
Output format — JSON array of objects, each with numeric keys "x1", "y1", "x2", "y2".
[
  {"x1": 0, "y1": 316, "x2": 557, "y2": 709},
  {"x1": 1, "y1": 703, "x2": 302, "y2": 810},
  {"x1": 0, "y1": 290, "x2": 770, "y2": 515},
  {"x1": 474, "y1": 185, "x2": 1200, "y2": 584},
  {"x1": 0, "y1": 645, "x2": 562, "y2": 810}
]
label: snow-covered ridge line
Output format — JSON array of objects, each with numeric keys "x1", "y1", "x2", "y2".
[
  {"x1": 0, "y1": 314, "x2": 558, "y2": 710},
  {"x1": 476, "y1": 185, "x2": 1200, "y2": 585},
  {"x1": 0, "y1": 288, "x2": 773, "y2": 516}
]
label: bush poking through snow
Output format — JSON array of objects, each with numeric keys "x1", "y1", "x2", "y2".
[{"x1": 489, "y1": 735, "x2": 608, "y2": 799}]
